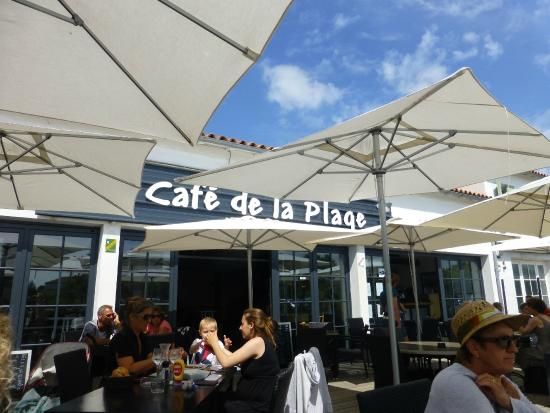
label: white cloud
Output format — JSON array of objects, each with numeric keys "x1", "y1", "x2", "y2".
[
  {"x1": 380, "y1": 29, "x2": 448, "y2": 95},
  {"x1": 402, "y1": 0, "x2": 503, "y2": 18},
  {"x1": 535, "y1": 53, "x2": 550, "y2": 72},
  {"x1": 333, "y1": 13, "x2": 359, "y2": 30},
  {"x1": 453, "y1": 47, "x2": 478, "y2": 61},
  {"x1": 262, "y1": 64, "x2": 343, "y2": 111},
  {"x1": 483, "y1": 35, "x2": 503, "y2": 58},
  {"x1": 341, "y1": 54, "x2": 372, "y2": 74},
  {"x1": 463, "y1": 32, "x2": 480, "y2": 43}
]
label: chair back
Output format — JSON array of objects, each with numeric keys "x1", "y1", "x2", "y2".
[
  {"x1": 347, "y1": 318, "x2": 366, "y2": 338},
  {"x1": 356, "y1": 378, "x2": 431, "y2": 413},
  {"x1": 296, "y1": 324, "x2": 329, "y2": 366},
  {"x1": 276, "y1": 322, "x2": 293, "y2": 368},
  {"x1": 421, "y1": 319, "x2": 440, "y2": 341},
  {"x1": 365, "y1": 334, "x2": 396, "y2": 388},
  {"x1": 54, "y1": 348, "x2": 91, "y2": 403},
  {"x1": 270, "y1": 362, "x2": 294, "y2": 413},
  {"x1": 402, "y1": 320, "x2": 418, "y2": 341}
]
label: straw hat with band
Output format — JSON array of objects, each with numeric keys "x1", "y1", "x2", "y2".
[{"x1": 452, "y1": 300, "x2": 529, "y2": 346}]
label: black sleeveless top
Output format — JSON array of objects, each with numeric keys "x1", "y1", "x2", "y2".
[{"x1": 235, "y1": 337, "x2": 280, "y2": 411}]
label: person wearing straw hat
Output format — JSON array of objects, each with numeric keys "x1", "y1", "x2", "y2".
[{"x1": 425, "y1": 300, "x2": 542, "y2": 413}]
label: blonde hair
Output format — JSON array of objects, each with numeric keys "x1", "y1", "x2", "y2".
[
  {"x1": 242, "y1": 308, "x2": 276, "y2": 348},
  {"x1": 199, "y1": 317, "x2": 217, "y2": 331},
  {"x1": 0, "y1": 314, "x2": 12, "y2": 412}
]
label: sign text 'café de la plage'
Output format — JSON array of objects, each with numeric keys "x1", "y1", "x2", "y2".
[{"x1": 145, "y1": 181, "x2": 372, "y2": 230}]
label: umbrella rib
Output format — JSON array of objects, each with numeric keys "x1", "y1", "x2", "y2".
[
  {"x1": 538, "y1": 187, "x2": 550, "y2": 238},
  {"x1": 55, "y1": 0, "x2": 193, "y2": 145},
  {"x1": 0, "y1": 164, "x2": 78, "y2": 175},
  {"x1": 6, "y1": 133, "x2": 142, "y2": 189},
  {"x1": 384, "y1": 130, "x2": 457, "y2": 171},
  {"x1": 7, "y1": 131, "x2": 156, "y2": 144},
  {"x1": 4, "y1": 134, "x2": 135, "y2": 216},
  {"x1": 265, "y1": 231, "x2": 312, "y2": 251},
  {"x1": 282, "y1": 134, "x2": 370, "y2": 199},
  {"x1": 0, "y1": 133, "x2": 52, "y2": 172},
  {"x1": 222, "y1": 229, "x2": 247, "y2": 249},
  {"x1": 300, "y1": 152, "x2": 372, "y2": 172},
  {"x1": 380, "y1": 116, "x2": 402, "y2": 168},
  {"x1": 13, "y1": 0, "x2": 75, "y2": 24},
  {"x1": 482, "y1": 192, "x2": 536, "y2": 230},
  {"x1": 0, "y1": 137, "x2": 23, "y2": 209},
  {"x1": 157, "y1": 0, "x2": 259, "y2": 61},
  {"x1": 378, "y1": 133, "x2": 447, "y2": 191}
]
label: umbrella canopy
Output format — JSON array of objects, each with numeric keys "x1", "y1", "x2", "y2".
[
  {"x1": 0, "y1": 110, "x2": 155, "y2": 216},
  {"x1": 135, "y1": 216, "x2": 361, "y2": 307},
  {"x1": 315, "y1": 219, "x2": 514, "y2": 336},
  {"x1": 178, "y1": 67, "x2": 550, "y2": 200},
  {"x1": 425, "y1": 176, "x2": 550, "y2": 238},
  {"x1": 0, "y1": 0, "x2": 292, "y2": 145},
  {"x1": 178, "y1": 67, "x2": 550, "y2": 384}
]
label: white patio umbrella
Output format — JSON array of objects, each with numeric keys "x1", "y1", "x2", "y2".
[
  {"x1": 0, "y1": 0, "x2": 292, "y2": 145},
  {"x1": 134, "y1": 216, "x2": 361, "y2": 307},
  {"x1": 315, "y1": 219, "x2": 514, "y2": 337},
  {"x1": 178, "y1": 67, "x2": 550, "y2": 383},
  {"x1": 426, "y1": 176, "x2": 550, "y2": 238},
  {"x1": 0, "y1": 110, "x2": 155, "y2": 216}
]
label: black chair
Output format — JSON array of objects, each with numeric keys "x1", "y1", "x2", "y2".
[
  {"x1": 275, "y1": 322, "x2": 293, "y2": 369},
  {"x1": 296, "y1": 323, "x2": 338, "y2": 377},
  {"x1": 421, "y1": 319, "x2": 440, "y2": 341},
  {"x1": 54, "y1": 348, "x2": 92, "y2": 403},
  {"x1": 403, "y1": 320, "x2": 418, "y2": 341},
  {"x1": 356, "y1": 378, "x2": 431, "y2": 413},
  {"x1": 336, "y1": 318, "x2": 369, "y2": 377},
  {"x1": 269, "y1": 362, "x2": 294, "y2": 413}
]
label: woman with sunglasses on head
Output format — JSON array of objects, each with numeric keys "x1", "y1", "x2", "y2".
[
  {"x1": 425, "y1": 300, "x2": 542, "y2": 413},
  {"x1": 110, "y1": 296, "x2": 156, "y2": 376},
  {"x1": 517, "y1": 297, "x2": 550, "y2": 372},
  {"x1": 145, "y1": 307, "x2": 173, "y2": 336}
]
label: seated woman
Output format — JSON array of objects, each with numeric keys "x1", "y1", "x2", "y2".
[
  {"x1": 110, "y1": 297, "x2": 156, "y2": 376},
  {"x1": 204, "y1": 308, "x2": 280, "y2": 413},
  {"x1": 517, "y1": 297, "x2": 550, "y2": 370},
  {"x1": 145, "y1": 307, "x2": 172, "y2": 335}
]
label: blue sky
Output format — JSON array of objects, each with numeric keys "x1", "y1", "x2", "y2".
[{"x1": 206, "y1": 0, "x2": 550, "y2": 148}]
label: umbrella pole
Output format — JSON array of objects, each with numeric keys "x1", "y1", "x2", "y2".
[
  {"x1": 408, "y1": 241, "x2": 422, "y2": 339},
  {"x1": 373, "y1": 131, "x2": 400, "y2": 385},
  {"x1": 247, "y1": 232, "x2": 253, "y2": 308}
]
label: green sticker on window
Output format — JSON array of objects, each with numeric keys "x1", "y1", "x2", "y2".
[{"x1": 105, "y1": 238, "x2": 117, "y2": 253}]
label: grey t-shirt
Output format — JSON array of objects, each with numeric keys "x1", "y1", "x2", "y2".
[
  {"x1": 79, "y1": 320, "x2": 114, "y2": 343},
  {"x1": 425, "y1": 362, "x2": 543, "y2": 413}
]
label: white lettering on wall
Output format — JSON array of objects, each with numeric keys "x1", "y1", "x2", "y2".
[{"x1": 145, "y1": 182, "x2": 370, "y2": 230}]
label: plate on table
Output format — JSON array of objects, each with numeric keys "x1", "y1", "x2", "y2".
[{"x1": 184, "y1": 368, "x2": 209, "y2": 382}]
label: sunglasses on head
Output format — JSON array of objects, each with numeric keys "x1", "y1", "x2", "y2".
[{"x1": 474, "y1": 334, "x2": 521, "y2": 350}]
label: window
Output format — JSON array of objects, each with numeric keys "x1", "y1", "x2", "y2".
[
  {"x1": 279, "y1": 251, "x2": 312, "y2": 329},
  {"x1": 22, "y1": 234, "x2": 93, "y2": 349},
  {"x1": 317, "y1": 252, "x2": 348, "y2": 335},
  {"x1": 0, "y1": 232, "x2": 19, "y2": 312},
  {"x1": 512, "y1": 262, "x2": 548, "y2": 308},
  {"x1": 493, "y1": 181, "x2": 516, "y2": 197},
  {"x1": 118, "y1": 238, "x2": 171, "y2": 316},
  {"x1": 440, "y1": 257, "x2": 483, "y2": 318},
  {"x1": 278, "y1": 249, "x2": 349, "y2": 334},
  {"x1": 365, "y1": 254, "x2": 385, "y2": 320}
]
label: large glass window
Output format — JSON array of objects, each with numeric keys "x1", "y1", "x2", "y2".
[
  {"x1": 118, "y1": 239, "x2": 171, "y2": 317},
  {"x1": 0, "y1": 232, "x2": 19, "y2": 313},
  {"x1": 440, "y1": 257, "x2": 483, "y2": 318},
  {"x1": 278, "y1": 251, "x2": 312, "y2": 328},
  {"x1": 278, "y1": 249, "x2": 349, "y2": 334},
  {"x1": 512, "y1": 262, "x2": 548, "y2": 308},
  {"x1": 22, "y1": 234, "x2": 92, "y2": 349}
]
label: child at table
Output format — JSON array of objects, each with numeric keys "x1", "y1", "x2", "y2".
[{"x1": 190, "y1": 317, "x2": 232, "y2": 368}]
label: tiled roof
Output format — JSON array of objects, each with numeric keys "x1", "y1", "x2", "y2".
[
  {"x1": 449, "y1": 188, "x2": 490, "y2": 199},
  {"x1": 200, "y1": 133, "x2": 275, "y2": 151},
  {"x1": 529, "y1": 169, "x2": 548, "y2": 177}
]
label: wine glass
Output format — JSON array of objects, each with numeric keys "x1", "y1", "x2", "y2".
[{"x1": 152, "y1": 347, "x2": 163, "y2": 377}]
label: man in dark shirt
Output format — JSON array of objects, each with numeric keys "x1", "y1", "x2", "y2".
[{"x1": 79, "y1": 304, "x2": 121, "y2": 346}]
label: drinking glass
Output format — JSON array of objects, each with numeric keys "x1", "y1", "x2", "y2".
[
  {"x1": 150, "y1": 378, "x2": 164, "y2": 394},
  {"x1": 169, "y1": 348, "x2": 180, "y2": 364},
  {"x1": 152, "y1": 347, "x2": 163, "y2": 377}
]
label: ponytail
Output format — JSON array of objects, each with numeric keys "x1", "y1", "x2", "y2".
[{"x1": 243, "y1": 308, "x2": 277, "y2": 348}]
